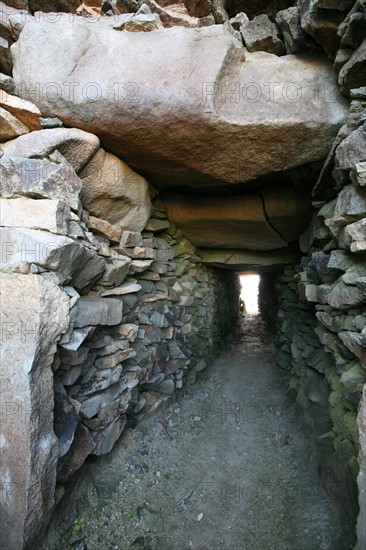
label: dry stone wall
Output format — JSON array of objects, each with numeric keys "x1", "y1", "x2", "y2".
[
  {"x1": 53, "y1": 198, "x2": 239, "y2": 483},
  {"x1": 275, "y1": 88, "x2": 366, "y2": 547},
  {"x1": 0, "y1": 148, "x2": 238, "y2": 549},
  {"x1": 272, "y1": 6, "x2": 366, "y2": 541}
]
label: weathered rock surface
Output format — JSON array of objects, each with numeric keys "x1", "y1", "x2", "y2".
[
  {"x1": 0, "y1": 227, "x2": 105, "y2": 290},
  {"x1": 325, "y1": 184, "x2": 366, "y2": 239},
  {"x1": 117, "y1": 12, "x2": 163, "y2": 31},
  {"x1": 338, "y1": 0, "x2": 366, "y2": 47},
  {"x1": 0, "y1": 128, "x2": 100, "y2": 172},
  {"x1": 70, "y1": 296, "x2": 123, "y2": 327},
  {"x1": 262, "y1": 187, "x2": 314, "y2": 243},
  {"x1": 139, "y1": 0, "x2": 213, "y2": 28},
  {"x1": 352, "y1": 161, "x2": 366, "y2": 187},
  {"x1": 0, "y1": 157, "x2": 82, "y2": 210},
  {"x1": 315, "y1": 0, "x2": 354, "y2": 9},
  {"x1": 0, "y1": 73, "x2": 15, "y2": 94},
  {"x1": 335, "y1": 124, "x2": 366, "y2": 175},
  {"x1": 79, "y1": 148, "x2": 152, "y2": 231},
  {"x1": 276, "y1": 6, "x2": 313, "y2": 54},
  {"x1": 0, "y1": 197, "x2": 70, "y2": 234},
  {"x1": 339, "y1": 38, "x2": 366, "y2": 95},
  {"x1": 211, "y1": 0, "x2": 228, "y2": 23},
  {"x1": 92, "y1": 415, "x2": 127, "y2": 455},
  {"x1": 346, "y1": 218, "x2": 366, "y2": 253},
  {"x1": 0, "y1": 0, "x2": 30, "y2": 43},
  {"x1": 240, "y1": 14, "x2": 285, "y2": 56},
  {"x1": 88, "y1": 215, "x2": 122, "y2": 243},
  {"x1": 12, "y1": 17, "x2": 348, "y2": 189},
  {"x1": 0, "y1": 104, "x2": 29, "y2": 139},
  {"x1": 162, "y1": 0, "x2": 211, "y2": 18},
  {"x1": 339, "y1": 11, "x2": 366, "y2": 50},
  {"x1": 0, "y1": 273, "x2": 69, "y2": 550},
  {"x1": 299, "y1": 0, "x2": 346, "y2": 58},
  {"x1": 327, "y1": 281, "x2": 365, "y2": 310},
  {"x1": 0, "y1": 1, "x2": 363, "y2": 546},
  {"x1": 0, "y1": 90, "x2": 41, "y2": 130}
]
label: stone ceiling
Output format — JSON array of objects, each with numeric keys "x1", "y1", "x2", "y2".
[{"x1": 6, "y1": 9, "x2": 352, "y2": 267}]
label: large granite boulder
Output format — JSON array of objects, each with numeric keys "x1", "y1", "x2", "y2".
[
  {"x1": 0, "y1": 157, "x2": 82, "y2": 211},
  {"x1": 79, "y1": 148, "x2": 152, "y2": 232},
  {"x1": 0, "y1": 128, "x2": 100, "y2": 172},
  {"x1": 11, "y1": 16, "x2": 348, "y2": 189},
  {"x1": 0, "y1": 273, "x2": 69, "y2": 550}
]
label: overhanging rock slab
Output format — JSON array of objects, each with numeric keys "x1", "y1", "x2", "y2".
[
  {"x1": 163, "y1": 187, "x2": 313, "y2": 249},
  {"x1": 163, "y1": 192, "x2": 287, "y2": 250},
  {"x1": 11, "y1": 17, "x2": 348, "y2": 189}
]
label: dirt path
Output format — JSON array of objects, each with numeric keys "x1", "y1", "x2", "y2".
[{"x1": 41, "y1": 316, "x2": 352, "y2": 550}]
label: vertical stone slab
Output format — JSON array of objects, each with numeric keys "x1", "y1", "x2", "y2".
[
  {"x1": 356, "y1": 385, "x2": 366, "y2": 550},
  {"x1": 0, "y1": 273, "x2": 69, "y2": 549}
]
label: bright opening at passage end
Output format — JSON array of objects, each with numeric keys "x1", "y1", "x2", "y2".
[{"x1": 240, "y1": 274, "x2": 259, "y2": 314}]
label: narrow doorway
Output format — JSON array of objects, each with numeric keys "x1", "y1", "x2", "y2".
[{"x1": 239, "y1": 273, "x2": 259, "y2": 315}]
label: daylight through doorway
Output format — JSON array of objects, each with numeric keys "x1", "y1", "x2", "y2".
[{"x1": 239, "y1": 274, "x2": 259, "y2": 314}]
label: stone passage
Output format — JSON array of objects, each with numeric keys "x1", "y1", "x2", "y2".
[
  {"x1": 39, "y1": 316, "x2": 355, "y2": 549},
  {"x1": 0, "y1": 0, "x2": 365, "y2": 548}
]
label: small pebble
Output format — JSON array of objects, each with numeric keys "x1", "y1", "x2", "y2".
[{"x1": 197, "y1": 512, "x2": 204, "y2": 521}]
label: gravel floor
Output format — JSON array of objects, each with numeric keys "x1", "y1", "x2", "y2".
[{"x1": 40, "y1": 315, "x2": 353, "y2": 550}]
